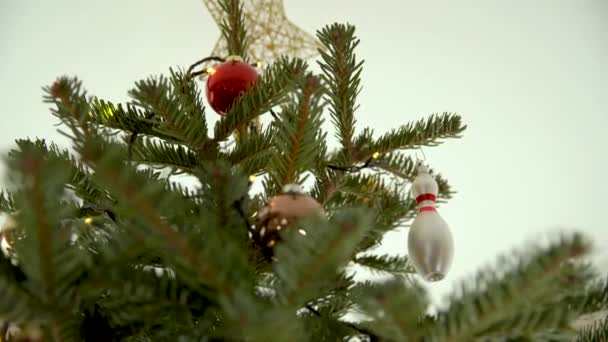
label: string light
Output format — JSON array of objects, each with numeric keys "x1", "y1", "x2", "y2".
[
  {"x1": 248, "y1": 175, "x2": 257, "y2": 183},
  {"x1": 84, "y1": 217, "x2": 93, "y2": 225},
  {"x1": 206, "y1": 67, "x2": 216, "y2": 75},
  {"x1": 372, "y1": 152, "x2": 381, "y2": 160},
  {"x1": 98, "y1": 102, "x2": 115, "y2": 119}
]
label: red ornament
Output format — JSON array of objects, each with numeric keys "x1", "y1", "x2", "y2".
[{"x1": 205, "y1": 56, "x2": 258, "y2": 115}]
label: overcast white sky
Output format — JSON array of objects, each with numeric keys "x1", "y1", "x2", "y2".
[{"x1": 1, "y1": 0, "x2": 607, "y2": 306}]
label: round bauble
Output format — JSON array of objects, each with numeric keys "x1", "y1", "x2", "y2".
[
  {"x1": 254, "y1": 184, "x2": 324, "y2": 251},
  {"x1": 205, "y1": 55, "x2": 258, "y2": 115}
]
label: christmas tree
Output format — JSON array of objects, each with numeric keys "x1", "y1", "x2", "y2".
[{"x1": 0, "y1": 1, "x2": 606, "y2": 340}]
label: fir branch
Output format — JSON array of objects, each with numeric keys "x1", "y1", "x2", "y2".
[
  {"x1": 224, "y1": 126, "x2": 276, "y2": 176},
  {"x1": 25, "y1": 158, "x2": 56, "y2": 306},
  {"x1": 9, "y1": 148, "x2": 68, "y2": 295},
  {"x1": 280, "y1": 75, "x2": 323, "y2": 185},
  {"x1": 472, "y1": 303, "x2": 576, "y2": 340},
  {"x1": 319, "y1": 173, "x2": 413, "y2": 251},
  {"x1": 218, "y1": 0, "x2": 249, "y2": 58},
  {"x1": 352, "y1": 279, "x2": 428, "y2": 341},
  {"x1": 96, "y1": 268, "x2": 196, "y2": 328},
  {"x1": 361, "y1": 112, "x2": 465, "y2": 157},
  {"x1": 221, "y1": 298, "x2": 307, "y2": 342},
  {"x1": 570, "y1": 276, "x2": 608, "y2": 315},
  {"x1": 89, "y1": 99, "x2": 178, "y2": 142},
  {"x1": 166, "y1": 181, "x2": 202, "y2": 204},
  {"x1": 44, "y1": 76, "x2": 90, "y2": 127},
  {"x1": 78, "y1": 139, "x2": 230, "y2": 292},
  {"x1": 273, "y1": 208, "x2": 373, "y2": 306},
  {"x1": 212, "y1": 57, "x2": 308, "y2": 142},
  {"x1": 426, "y1": 233, "x2": 591, "y2": 341},
  {"x1": 0, "y1": 258, "x2": 39, "y2": 321},
  {"x1": 8, "y1": 146, "x2": 82, "y2": 340},
  {"x1": 195, "y1": 161, "x2": 252, "y2": 244},
  {"x1": 72, "y1": 253, "x2": 204, "y2": 340},
  {"x1": 169, "y1": 68, "x2": 209, "y2": 147},
  {"x1": 0, "y1": 280, "x2": 40, "y2": 324},
  {"x1": 323, "y1": 173, "x2": 390, "y2": 208},
  {"x1": 305, "y1": 304, "x2": 380, "y2": 341},
  {"x1": 264, "y1": 74, "x2": 325, "y2": 194},
  {"x1": 376, "y1": 152, "x2": 417, "y2": 180},
  {"x1": 300, "y1": 314, "x2": 358, "y2": 342},
  {"x1": 317, "y1": 23, "x2": 363, "y2": 161},
  {"x1": 52, "y1": 317, "x2": 83, "y2": 342},
  {"x1": 129, "y1": 137, "x2": 198, "y2": 173},
  {"x1": 128, "y1": 70, "x2": 212, "y2": 154},
  {"x1": 316, "y1": 154, "x2": 451, "y2": 245},
  {"x1": 353, "y1": 254, "x2": 416, "y2": 275},
  {"x1": 11, "y1": 139, "x2": 115, "y2": 207},
  {"x1": 310, "y1": 165, "x2": 340, "y2": 206},
  {"x1": 575, "y1": 315, "x2": 608, "y2": 342},
  {"x1": 52, "y1": 236, "x2": 99, "y2": 296},
  {"x1": 305, "y1": 273, "x2": 357, "y2": 318},
  {"x1": 0, "y1": 190, "x2": 17, "y2": 212}
]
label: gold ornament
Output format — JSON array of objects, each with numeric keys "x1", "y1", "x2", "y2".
[
  {"x1": 254, "y1": 184, "x2": 324, "y2": 252},
  {"x1": 1, "y1": 215, "x2": 18, "y2": 247},
  {"x1": 203, "y1": 0, "x2": 321, "y2": 64}
]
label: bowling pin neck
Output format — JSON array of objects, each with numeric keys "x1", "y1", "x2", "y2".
[
  {"x1": 415, "y1": 193, "x2": 436, "y2": 203},
  {"x1": 415, "y1": 193, "x2": 437, "y2": 210}
]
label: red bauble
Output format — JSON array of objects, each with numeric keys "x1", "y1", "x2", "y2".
[{"x1": 205, "y1": 57, "x2": 258, "y2": 115}]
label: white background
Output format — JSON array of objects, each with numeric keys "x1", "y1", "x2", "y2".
[{"x1": 1, "y1": 0, "x2": 607, "y2": 306}]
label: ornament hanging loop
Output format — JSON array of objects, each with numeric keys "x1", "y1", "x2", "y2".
[
  {"x1": 417, "y1": 146, "x2": 427, "y2": 162},
  {"x1": 187, "y1": 56, "x2": 226, "y2": 78},
  {"x1": 188, "y1": 55, "x2": 261, "y2": 80}
]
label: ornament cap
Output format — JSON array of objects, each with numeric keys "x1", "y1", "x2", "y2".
[
  {"x1": 225, "y1": 55, "x2": 244, "y2": 62},
  {"x1": 282, "y1": 183, "x2": 305, "y2": 194},
  {"x1": 416, "y1": 162, "x2": 430, "y2": 175},
  {"x1": 411, "y1": 163, "x2": 439, "y2": 198}
]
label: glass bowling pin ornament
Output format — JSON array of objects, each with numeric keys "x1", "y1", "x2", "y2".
[{"x1": 407, "y1": 163, "x2": 454, "y2": 282}]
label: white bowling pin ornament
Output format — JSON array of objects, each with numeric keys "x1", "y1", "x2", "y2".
[{"x1": 407, "y1": 164, "x2": 454, "y2": 282}]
